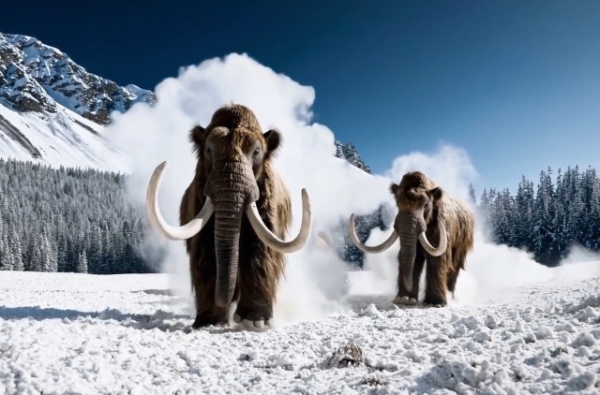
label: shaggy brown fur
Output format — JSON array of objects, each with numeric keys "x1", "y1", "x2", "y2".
[
  {"x1": 390, "y1": 171, "x2": 475, "y2": 306},
  {"x1": 179, "y1": 104, "x2": 292, "y2": 328}
]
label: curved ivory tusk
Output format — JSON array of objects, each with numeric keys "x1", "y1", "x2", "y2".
[
  {"x1": 417, "y1": 221, "x2": 448, "y2": 257},
  {"x1": 146, "y1": 161, "x2": 214, "y2": 240},
  {"x1": 316, "y1": 231, "x2": 334, "y2": 249},
  {"x1": 348, "y1": 213, "x2": 399, "y2": 254},
  {"x1": 245, "y1": 188, "x2": 312, "y2": 253}
]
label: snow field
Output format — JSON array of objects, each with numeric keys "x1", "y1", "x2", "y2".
[{"x1": 0, "y1": 263, "x2": 599, "y2": 394}]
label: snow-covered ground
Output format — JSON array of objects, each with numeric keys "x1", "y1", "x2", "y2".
[{"x1": 0, "y1": 262, "x2": 599, "y2": 395}]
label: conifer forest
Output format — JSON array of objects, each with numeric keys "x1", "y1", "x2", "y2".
[
  {"x1": 476, "y1": 166, "x2": 600, "y2": 267},
  {"x1": 0, "y1": 159, "x2": 598, "y2": 273},
  {"x1": 0, "y1": 159, "x2": 163, "y2": 274}
]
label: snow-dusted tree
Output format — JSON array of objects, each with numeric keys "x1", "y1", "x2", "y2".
[
  {"x1": 468, "y1": 183, "x2": 477, "y2": 206},
  {"x1": 76, "y1": 249, "x2": 88, "y2": 273},
  {"x1": 0, "y1": 158, "x2": 157, "y2": 274}
]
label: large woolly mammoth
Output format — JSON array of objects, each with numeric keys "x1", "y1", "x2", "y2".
[
  {"x1": 348, "y1": 171, "x2": 474, "y2": 307},
  {"x1": 146, "y1": 104, "x2": 312, "y2": 329}
]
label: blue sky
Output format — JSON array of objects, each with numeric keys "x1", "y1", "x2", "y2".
[{"x1": 2, "y1": 1, "x2": 599, "y2": 195}]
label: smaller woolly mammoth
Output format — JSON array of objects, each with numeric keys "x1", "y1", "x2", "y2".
[{"x1": 348, "y1": 171, "x2": 475, "y2": 307}]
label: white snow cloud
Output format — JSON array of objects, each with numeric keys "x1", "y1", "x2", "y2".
[
  {"x1": 104, "y1": 52, "x2": 595, "y2": 326},
  {"x1": 104, "y1": 53, "x2": 393, "y2": 326}
]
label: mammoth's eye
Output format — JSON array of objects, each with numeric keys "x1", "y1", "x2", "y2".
[
  {"x1": 253, "y1": 147, "x2": 260, "y2": 159},
  {"x1": 205, "y1": 146, "x2": 211, "y2": 156}
]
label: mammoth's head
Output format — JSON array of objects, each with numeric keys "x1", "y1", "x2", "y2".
[
  {"x1": 189, "y1": 104, "x2": 282, "y2": 199},
  {"x1": 145, "y1": 104, "x2": 312, "y2": 307},
  {"x1": 389, "y1": 171, "x2": 443, "y2": 229},
  {"x1": 348, "y1": 171, "x2": 448, "y2": 292}
]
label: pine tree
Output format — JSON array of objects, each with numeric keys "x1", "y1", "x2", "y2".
[
  {"x1": 476, "y1": 165, "x2": 600, "y2": 266},
  {"x1": 76, "y1": 249, "x2": 88, "y2": 273},
  {"x1": 468, "y1": 183, "x2": 476, "y2": 206},
  {"x1": 0, "y1": 233, "x2": 13, "y2": 271}
]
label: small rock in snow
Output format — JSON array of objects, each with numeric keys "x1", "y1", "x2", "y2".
[{"x1": 325, "y1": 343, "x2": 363, "y2": 368}]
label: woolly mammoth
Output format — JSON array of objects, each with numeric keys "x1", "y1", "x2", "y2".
[
  {"x1": 348, "y1": 171, "x2": 474, "y2": 307},
  {"x1": 146, "y1": 104, "x2": 312, "y2": 329}
]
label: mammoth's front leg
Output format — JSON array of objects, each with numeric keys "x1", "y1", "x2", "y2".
[
  {"x1": 423, "y1": 254, "x2": 450, "y2": 307},
  {"x1": 394, "y1": 248, "x2": 425, "y2": 306},
  {"x1": 189, "y1": 231, "x2": 237, "y2": 329},
  {"x1": 233, "y1": 246, "x2": 282, "y2": 329}
]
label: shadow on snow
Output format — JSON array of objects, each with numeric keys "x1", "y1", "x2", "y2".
[
  {"x1": 0, "y1": 291, "x2": 435, "y2": 335},
  {"x1": 0, "y1": 304, "x2": 238, "y2": 334}
]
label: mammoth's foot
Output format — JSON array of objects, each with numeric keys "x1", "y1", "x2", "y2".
[
  {"x1": 393, "y1": 295, "x2": 418, "y2": 306},
  {"x1": 192, "y1": 310, "x2": 229, "y2": 329},
  {"x1": 423, "y1": 303, "x2": 446, "y2": 308},
  {"x1": 233, "y1": 314, "x2": 271, "y2": 330},
  {"x1": 233, "y1": 304, "x2": 273, "y2": 331},
  {"x1": 423, "y1": 297, "x2": 447, "y2": 308}
]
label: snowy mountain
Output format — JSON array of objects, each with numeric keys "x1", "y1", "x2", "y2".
[
  {"x1": 0, "y1": 33, "x2": 156, "y2": 123},
  {"x1": 0, "y1": 33, "x2": 155, "y2": 171},
  {"x1": 334, "y1": 141, "x2": 372, "y2": 174}
]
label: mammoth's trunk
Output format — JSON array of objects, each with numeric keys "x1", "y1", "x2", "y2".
[
  {"x1": 210, "y1": 162, "x2": 259, "y2": 308},
  {"x1": 397, "y1": 213, "x2": 420, "y2": 293},
  {"x1": 399, "y1": 232, "x2": 418, "y2": 293},
  {"x1": 213, "y1": 196, "x2": 244, "y2": 307}
]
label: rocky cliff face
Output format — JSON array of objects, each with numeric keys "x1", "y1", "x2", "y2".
[
  {"x1": 334, "y1": 141, "x2": 371, "y2": 174},
  {"x1": 0, "y1": 33, "x2": 155, "y2": 125},
  {"x1": 0, "y1": 33, "x2": 155, "y2": 169}
]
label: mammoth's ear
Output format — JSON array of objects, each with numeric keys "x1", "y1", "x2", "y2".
[
  {"x1": 189, "y1": 125, "x2": 206, "y2": 148},
  {"x1": 429, "y1": 187, "x2": 444, "y2": 201},
  {"x1": 389, "y1": 183, "x2": 399, "y2": 195},
  {"x1": 263, "y1": 129, "x2": 282, "y2": 156}
]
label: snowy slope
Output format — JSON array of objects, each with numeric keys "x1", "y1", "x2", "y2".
[
  {"x1": 0, "y1": 264, "x2": 599, "y2": 394},
  {"x1": 0, "y1": 32, "x2": 155, "y2": 171},
  {"x1": 0, "y1": 101, "x2": 126, "y2": 171}
]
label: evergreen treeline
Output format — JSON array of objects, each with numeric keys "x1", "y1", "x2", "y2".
[
  {"x1": 1, "y1": 158, "x2": 597, "y2": 273},
  {"x1": 476, "y1": 166, "x2": 600, "y2": 267},
  {"x1": 0, "y1": 159, "x2": 162, "y2": 274},
  {"x1": 340, "y1": 166, "x2": 600, "y2": 269}
]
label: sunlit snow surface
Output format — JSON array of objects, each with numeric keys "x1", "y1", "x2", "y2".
[
  {"x1": 0, "y1": 105, "x2": 126, "y2": 172},
  {"x1": 0, "y1": 263, "x2": 599, "y2": 394}
]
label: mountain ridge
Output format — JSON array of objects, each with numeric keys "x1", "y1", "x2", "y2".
[
  {"x1": 0, "y1": 33, "x2": 156, "y2": 124},
  {"x1": 0, "y1": 32, "x2": 160, "y2": 171},
  {"x1": 0, "y1": 32, "x2": 372, "y2": 175}
]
